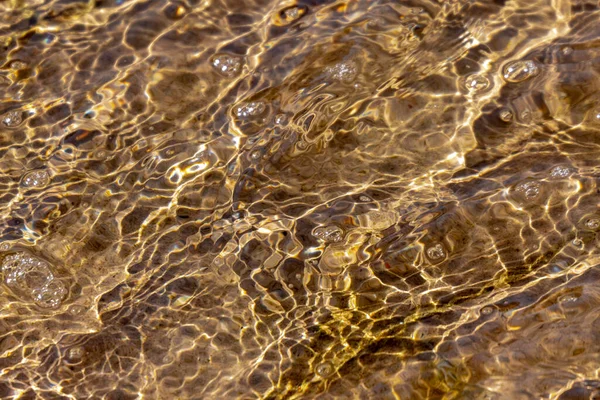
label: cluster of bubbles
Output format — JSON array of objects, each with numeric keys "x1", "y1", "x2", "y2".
[
  {"x1": 21, "y1": 170, "x2": 50, "y2": 188},
  {"x1": 312, "y1": 225, "x2": 344, "y2": 243},
  {"x1": 550, "y1": 165, "x2": 572, "y2": 178},
  {"x1": 211, "y1": 54, "x2": 243, "y2": 77},
  {"x1": 282, "y1": 6, "x2": 305, "y2": 23},
  {"x1": 558, "y1": 293, "x2": 579, "y2": 303},
  {"x1": 235, "y1": 101, "x2": 266, "y2": 119},
  {"x1": 1, "y1": 251, "x2": 67, "y2": 309},
  {"x1": 10, "y1": 61, "x2": 27, "y2": 70},
  {"x1": 326, "y1": 61, "x2": 358, "y2": 84},
  {"x1": 514, "y1": 180, "x2": 541, "y2": 199},
  {"x1": 273, "y1": 5, "x2": 307, "y2": 26},
  {"x1": 426, "y1": 243, "x2": 446, "y2": 262},
  {"x1": 459, "y1": 59, "x2": 539, "y2": 105},
  {"x1": 2, "y1": 110, "x2": 22, "y2": 128}
]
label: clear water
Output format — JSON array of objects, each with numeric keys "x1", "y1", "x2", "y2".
[{"x1": 1, "y1": 0, "x2": 600, "y2": 399}]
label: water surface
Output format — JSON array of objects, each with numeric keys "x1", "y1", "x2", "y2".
[{"x1": 1, "y1": 0, "x2": 600, "y2": 399}]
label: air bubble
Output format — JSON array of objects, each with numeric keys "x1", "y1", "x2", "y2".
[
  {"x1": 366, "y1": 17, "x2": 384, "y2": 29},
  {"x1": 274, "y1": 114, "x2": 288, "y2": 125},
  {"x1": 550, "y1": 165, "x2": 571, "y2": 178},
  {"x1": 21, "y1": 170, "x2": 50, "y2": 188},
  {"x1": 2, "y1": 253, "x2": 54, "y2": 290},
  {"x1": 463, "y1": 74, "x2": 490, "y2": 93},
  {"x1": 514, "y1": 181, "x2": 540, "y2": 199},
  {"x1": 2, "y1": 110, "x2": 22, "y2": 127},
  {"x1": 68, "y1": 304, "x2": 86, "y2": 315},
  {"x1": 558, "y1": 294, "x2": 578, "y2": 303},
  {"x1": 499, "y1": 108, "x2": 513, "y2": 122},
  {"x1": 326, "y1": 61, "x2": 358, "y2": 84},
  {"x1": 231, "y1": 212, "x2": 243, "y2": 221},
  {"x1": 32, "y1": 279, "x2": 67, "y2": 309},
  {"x1": 313, "y1": 226, "x2": 343, "y2": 243},
  {"x1": 519, "y1": 109, "x2": 531, "y2": 122},
  {"x1": 502, "y1": 60, "x2": 539, "y2": 83},
  {"x1": 315, "y1": 361, "x2": 334, "y2": 377},
  {"x1": 583, "y1": 380, "x2": 600, "y2": 389},
  {"x1": 164, "y1": 3, "x2": 187, "y2": 19},
  {"x1": 584, "y1": 217, "x2": 600, "y2": 230},
  {"x1": 274, "y1": 5, "x2": 307, "y2": 26},
  {"x1": 66, "y1": 346, "x2": 85, "y2": 362},
  {"x1": 235, "y1": 101, "x2": 266, "y2": 119},
  {"x1": 480, "y1": 306, "x2": 494, "y2": 315},
  {"x1": 426, "y1": 243, "x2": 446, "y2": 261},
  {"x1": 282, "y1": 6, "x2": 305, "y2": 22},
  {"x1": 561, "y1": 46, "x2": 573, "y2": 56},
  {"x1": 296, "y1": 140, "x2": 308, "y2": 150},
  {"x1": 211, "y1": 54, "x2": 243, "y2": 77},
  {"x1": 10, "y1": 61, "x2": 26, "y2": 70}
]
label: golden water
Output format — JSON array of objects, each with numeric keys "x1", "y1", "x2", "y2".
[{"x1": 0, "y1": 0, "x2": 600, "y2": 398}]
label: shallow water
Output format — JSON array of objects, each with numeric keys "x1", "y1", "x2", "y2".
[{"x1": 0, "y1": 0, "x2": 600, "y2": 399}]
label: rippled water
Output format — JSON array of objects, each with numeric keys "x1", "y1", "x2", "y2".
[{"x1": 1, "y1": 0, "x2": 600, "y2": 399}]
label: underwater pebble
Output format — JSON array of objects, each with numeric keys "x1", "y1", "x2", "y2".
[{"x1": 558, "y1": 294, "x2": 578, "y2": 303}]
